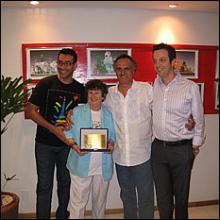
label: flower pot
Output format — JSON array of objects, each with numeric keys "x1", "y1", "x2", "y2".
[{"x1": 1, "y1": 192, "x2": 19, "y2": 219}]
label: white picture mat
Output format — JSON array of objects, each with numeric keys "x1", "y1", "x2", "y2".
[{"x1": 87, "y1": 48, "x2": 132, "y2": 79}]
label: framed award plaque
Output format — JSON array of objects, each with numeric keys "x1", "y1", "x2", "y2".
[{"x1": 80, "y1": 128, "x2": 109, "y2": 152}]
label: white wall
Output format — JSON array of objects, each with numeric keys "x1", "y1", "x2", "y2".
[{"x1": 1, "y1": 6, "x2": 219, "y2": 213}]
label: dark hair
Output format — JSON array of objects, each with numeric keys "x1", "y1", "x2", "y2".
[
  {"x1": 113, "y1": 54, "x2": 137, "y2": 71},
  {"x1": 58, "y1": 48, "x2": 78, "y2": 63},
  {"x1": 152, "y1": 43, "x2": 176, "y2": 62},
  {"x1": 85, "y1": 79, "x2": 108, "y2": 100}
]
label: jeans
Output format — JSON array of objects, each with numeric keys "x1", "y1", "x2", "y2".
[
  {"x1": 115, "y1": 160, "x2": 154, "y2": 219},
  {"x1": 35, "y1": 142, "x2": 70, "y2": 219}
]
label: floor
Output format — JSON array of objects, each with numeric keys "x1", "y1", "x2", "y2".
[
  {"x1": 20, "y1": 204, "x2": 219, "y2": 219},
  {"x1": 85, "y1": 205, "x2": 219, "y2": 219}
]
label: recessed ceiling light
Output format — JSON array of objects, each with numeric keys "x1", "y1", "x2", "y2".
[
  {"x1": 30, "y1": 1, "x2": 39, "y2": 6},
  {"x1": 168, "y1": 3, "x2": 179, "y2": 9}
]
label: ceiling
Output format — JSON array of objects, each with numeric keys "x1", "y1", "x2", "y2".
[{"x1": 1, "y1": 1, "x2": 219, "y2": 13}]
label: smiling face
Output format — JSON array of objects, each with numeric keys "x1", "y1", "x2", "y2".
[
  {"x1": 153, "y1": 49, "x2": 176, "y2": 81},
  {"x1": 87, "y1": 89, "x2": 103, "y2": 111},
  {"x1": 114, "y1": 58, "x2": 135, "y2": 86},
  {"x1": 57, "y1": 54, "x2": 76, "y2": 83}
]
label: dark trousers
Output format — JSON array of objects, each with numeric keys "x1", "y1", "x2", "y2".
[
  {"x1": 35, "y1": 142, "x2": 70, "y2": 219},
  {"x1": 116, "y1": 160, "x2": 154, "y2": 219},
  {"x1": 151, "y1": 138, "x2": 194, "y2": 219}
]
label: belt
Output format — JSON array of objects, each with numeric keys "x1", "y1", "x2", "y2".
[{"x1": 155, "y1": 138, "x2": 192, "y2": 146}]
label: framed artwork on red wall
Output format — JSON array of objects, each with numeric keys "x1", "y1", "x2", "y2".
[
  {"x1": 106, "y1": 82, "x2": 117, "y2": 91},
  {"x1": 215, "y1": 81, "x2": 219, "y2": 110},
  {"x1": 26, "y1": 47, "x2": 72, "y2": 80},
  {"x1": 23, "y1": 83, "x2": 37, "y2": 119},
  {"x1": 26, "y1": 83, "x2": 36, "y2": 98},
  {"x1": 175, "y1": 49, "x2": 199, "y2": 79},
  {"x1": 197, "y1": 82, "x2": 204, "y2": 103},
  {"x1": 215, "y1": 50, "x2": 219, "y2": 79},
  {"x1": 87, "y1": 48, "x2": 131, "y2": 79},
  {"x1": 22, "y1": 43, "x2": 218, "y2": 114}
]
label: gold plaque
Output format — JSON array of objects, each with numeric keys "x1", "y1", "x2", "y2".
[{"x1": 80, "y1": 128, "x2": 109, "y2": 152}]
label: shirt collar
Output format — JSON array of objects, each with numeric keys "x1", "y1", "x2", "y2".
[
  {"x1": 115, "y1": 80, "x2": 136, "y2": 93},
  {"x1": 157, "y1": 73, "x2": 182, "y2": 87}
]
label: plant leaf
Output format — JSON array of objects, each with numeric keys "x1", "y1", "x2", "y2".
[{"x1": 1, "y1": 75, "x2": 31, "y2": 133}]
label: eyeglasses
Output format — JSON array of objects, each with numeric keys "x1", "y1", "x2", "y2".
[
  {"x1": 115, "y1": 67, "x2": 132, "y2": 74},
  {"x1": 57, "y1": 60, "x2": 74, "y2": 67}
]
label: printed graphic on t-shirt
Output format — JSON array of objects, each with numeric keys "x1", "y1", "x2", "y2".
[
  {"x1": 45, "y1": 89, "x2": 80, "y2": 126},
  {"x1": 91, "y1": 110, "x2": 101, "y2": 128},
  {"x1": 92, "y1": 121, "x2": 101, "y2": 128}
]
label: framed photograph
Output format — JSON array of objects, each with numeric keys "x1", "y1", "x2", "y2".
[
  {"x1": 80, "y1": 128, "x2": 109, "y2": 152},
  {"x1": 216, "y1": 50, "x2": 219, "y2": 79},
  {"x1": 197, "y1": 83, "x2": 204, "y2": 103},
  {"x1": 24, "y1": 46, "x2": 72, "y2": 80},
  {"x1": 215, "y1": 81, "x2": 219, "y2": 110},
  {"x1": 87, "y1": 48, "x2": 132, "y2": 79},
  {"x1": 23, "y1": 83, "x2": 37, "y2": 119},
  {"x1": 136, "y1": 81, "x2": 153, "y2": 86},
  {"x1": 175, "y1": 50, "x2": 199, "y2": 79},
  {"x1": 106, "y1": 82, "x2": 117, "y2": 91},
  {"x1": 26, "y1": 83, "x2": 37, "y2": 99}
]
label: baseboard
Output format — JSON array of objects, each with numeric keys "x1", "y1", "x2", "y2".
[
  {"x1": 187, "y1": 200, "x2": 219, "y2": 207},
  {"x1": 18, "y1": 199, "x2": 219, "y2": 219}
]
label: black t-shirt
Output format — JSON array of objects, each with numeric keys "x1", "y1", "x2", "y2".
[{"x1": 29, "y1": 75, "x2": 86, "y2": 146}]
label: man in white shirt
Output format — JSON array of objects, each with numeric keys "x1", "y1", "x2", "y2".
[
  {"x1": 151, "y1": 43, "x2": 205, "y2": 219},
  {"x1": 105, "y1": 54, "x2": 154, "y2": 219}
]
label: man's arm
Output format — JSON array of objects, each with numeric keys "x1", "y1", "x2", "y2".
[
  {"x1": 24, "y1": 102, "x2": 68, "y2": 144},
  {"x1": 190, "y1": 84, "x2": 206, "y2": 155}
]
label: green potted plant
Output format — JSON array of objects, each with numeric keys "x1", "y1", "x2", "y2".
[{"x1": 1, "y1": 75, "x2": 31, "y2": 219}]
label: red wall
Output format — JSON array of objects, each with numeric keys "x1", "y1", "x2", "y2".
[{"x1": 22, "y1": 43, "x2": 219, "y2": 114}]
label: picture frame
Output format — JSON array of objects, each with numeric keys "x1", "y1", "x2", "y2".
[
  {"x1": 23, "y1": 46, "x2": 72, "y2": 81},
  {"x1": 175, "y1": 50, "x2": 199, "y2": 79},
  {"x1": 26, "y1": 83, "x2": 37, "y2": 99},
  {"x1": 197, "y1": 82, "x2": 204, "y2": 103},
  {"x1": 80, "y1": 128, "x2": 109, "y2": 152},
  {"x1": 215, "y1": 50, "x2": 219, "y2": 79},
  {"x1": 106, "y1": 82, "x2": 117, "y2": 90},
  {"x1": 215, "y1": 81, "x2": 219, "y2": 110},
  {"x1": 23, "y1": 83, "x2": 37, "y2": 119},
  {"x1": 87, "y1": 48, "x2": 132, "y2": 79},
  {"x1": 136, "y1": 81, "x2": 153, "y2": 86}
]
